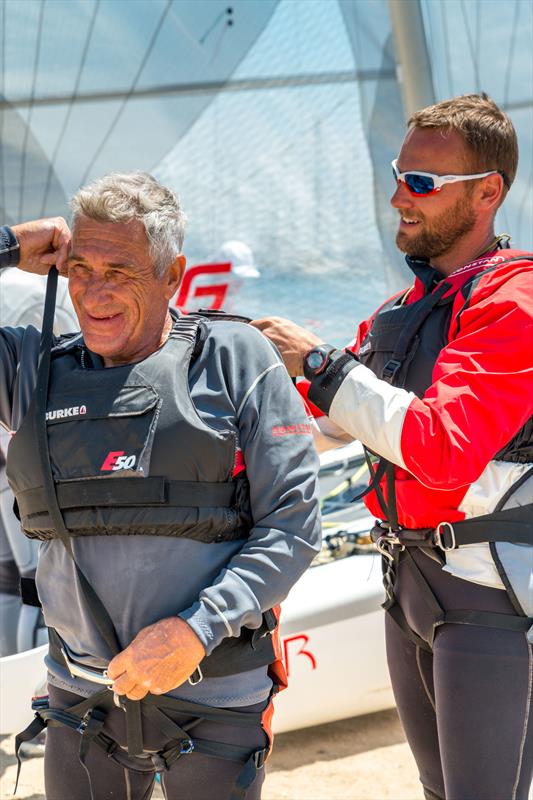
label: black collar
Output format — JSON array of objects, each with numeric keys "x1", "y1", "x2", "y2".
[{"x1": 405, "y1": 256, "x2": 442, "y2": 293}]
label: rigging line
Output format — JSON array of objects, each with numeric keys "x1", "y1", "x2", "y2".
[
  {"x1": 40, "y1": 0, "x2": 101, "y2": 216},
  {"x1": 3, "y1": 70, "x2": 397, "y2": 108},
  {"x1": 18, "y1": 0, "x2": 46, "y2": 220},
  {"x1": 459, "y1": 0, "x2": 481, "y2": 92},
  {"x1": 79, "y1": 0, "x2": 172, "y2": 186},
  {"x1": 209, "y1": 10, "x2": 231, "y2": 65},
  {"x1": 440, "y1": 1, "x2": 453, "y2": 98},
  {"x1": 503, "y1": 0, "x2": 520, "y2": 107},
  {"x1": 199, "y1": 6, "x2": 232, "y2": 46}
]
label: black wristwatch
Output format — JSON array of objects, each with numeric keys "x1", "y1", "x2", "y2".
[
  {"x1": 0, "y1": 226, "x2": 20, "y2": 268},
  {"x1": 303, "y1": 344, "x2": 336, "y2": 381},
  {"x1": 304, "y1": 345, "x2": 359, "y2": 414}
]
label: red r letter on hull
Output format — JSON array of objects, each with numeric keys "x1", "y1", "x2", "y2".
[{"x1": 283, "y1": 634, "x2": 317, "y2": 678}]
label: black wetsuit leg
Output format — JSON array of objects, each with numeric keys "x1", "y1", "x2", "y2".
[
  {"x1": 386, "y1": 550, "x2": 533, "y2": 800},
  {"x1": 44, "y1": 684, "x2": 268, "y2": 800},
  {"x1": 385, "y1": 613, "x2": 445, "y2": 800}
]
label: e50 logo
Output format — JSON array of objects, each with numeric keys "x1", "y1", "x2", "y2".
[{"x1": 100, "y1": 451, "x2": 137, "y2": 471}]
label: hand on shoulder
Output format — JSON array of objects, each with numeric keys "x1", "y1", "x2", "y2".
[{"x1": 251, "y1": 316, "x2": 321, "y2": 376}]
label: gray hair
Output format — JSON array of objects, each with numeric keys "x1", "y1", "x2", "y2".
[{"x1": 70, "y1": 172, "x2": 187, "y2": 276}]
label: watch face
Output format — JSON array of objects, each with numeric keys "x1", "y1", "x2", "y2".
[{"x1": 307, "y1": 350, "x2": 326, "y2": 371}]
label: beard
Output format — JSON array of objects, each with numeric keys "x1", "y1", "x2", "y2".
[{"x1": 395, "y1": 192, "x2": 477, "y2": 260}]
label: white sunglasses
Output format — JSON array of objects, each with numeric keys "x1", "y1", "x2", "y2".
[{"x1": 391, "y1": 159, "x2": 503, "y2": 197}]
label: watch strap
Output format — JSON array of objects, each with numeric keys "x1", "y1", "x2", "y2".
[
  {"x1": 0, "y1": 226, "x2": 20, "y2": 268},
  {"x1": 307, "y1": 349, "x2": 359, "y2": 414}
]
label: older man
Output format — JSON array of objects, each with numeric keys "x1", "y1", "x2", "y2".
[
  {"x1": 255, "y1": 94, "x2": 533, "y2": 800},
  {"x1": 0, "y1": 174, "x2": 321, "y2": 800}
]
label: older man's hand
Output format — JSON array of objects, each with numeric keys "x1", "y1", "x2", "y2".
[
  {"x1": 251, "y1": 316, "x2": 322, "y2": 377},
  {"x1": 107, "y1": 617, "x2": 206, "y2": 701},
  {"x1": 11, "y1": 217, "x2": 71, "y2": 275}
]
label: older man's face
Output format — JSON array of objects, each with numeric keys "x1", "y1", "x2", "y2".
[{"x1": 67, "y1": 216, "x2": 182, "y2": 366}]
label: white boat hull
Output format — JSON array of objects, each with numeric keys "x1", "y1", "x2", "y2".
[
  {"x1": 0, "y1": 643, "x2": 47, "y2": 734},
  {"x1": 274, "y1": 554, "x2": 393, "y2": 733}
]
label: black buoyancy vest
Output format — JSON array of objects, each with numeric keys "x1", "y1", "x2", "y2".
[
  {"x1": 357, "y1": 257, "x2": 533, "y2": 465},
  {"x1": 7, "y1": 314, "x2": 252, "y2": 542},
  {"x1": 6, "y1": 309, "x2": 279, "y2": 679}
]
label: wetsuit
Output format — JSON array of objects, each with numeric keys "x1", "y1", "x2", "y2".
[
  {"x1": 304, "y1": 247, "x2": 533, "y2": 800},
  {"x1": 0, "y1": 230, "x2": 321, "y2": 799}
]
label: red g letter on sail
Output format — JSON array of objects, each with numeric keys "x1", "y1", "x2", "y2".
[{"x1": 175, "y1": 263, "x2": 231, "y2": 311}]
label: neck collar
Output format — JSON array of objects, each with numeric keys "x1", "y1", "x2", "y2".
[{"x1": 404, "y1": 234, "x2": 511, "y2": 293}]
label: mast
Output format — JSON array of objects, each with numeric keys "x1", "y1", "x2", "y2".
[{"x1": 388, "y1": 0, "x2": 435, "y2": 119}]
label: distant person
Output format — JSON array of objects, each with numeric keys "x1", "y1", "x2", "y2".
[
  {"x1": 254, "y1": 94, "x2": 533, "y2": 800},
  {"x1": 173, "y1": 240, "x2": 261, "y2": 315},
  {"x1": 1, "y1": 176, "x2": 320, "y2": 800},
  {"x1": 0, "y1": 224, "x2": 78, "y2": 656},
  {"x1": 212, "y1": 241, "x2": 261, "y2": 279}
]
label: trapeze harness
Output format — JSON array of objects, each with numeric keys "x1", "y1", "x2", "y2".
[
  {"x1": 10, "y1": 269, "x2": 287, "y2": 799},
  {"x1": 355, "y1": 253, "x2": 533, "y2": 651}
]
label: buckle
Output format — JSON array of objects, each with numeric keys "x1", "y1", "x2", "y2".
[
  {"x1": 60, "y1": 647, "x2": 113, "y2": 686},
  {"x1": 31, "y1": 695, "x2": 49, "y2": 712},
  {"x1": 434, "y1": 521, "x2": 456, "y2": 551},
  {"x1": 111, "y1": 691, "x2": 126, "y2": 710},
  {"x1": 188, "y1": 666, "x2": 203, "y2": 686},
  {"x1": 76, "y1": 712, "x2": 91, "y2": 734},
  {"x1": 382, "y1": 359, "x2": 402, "y2": 381},
  {"x1": 375, "y1": 534, "x2": 404, "y2": 562},
  {"x1": 180, "y1": 739, "x2": 194, "y2": 755},
  {"x1": 253, "y1": 748, "x2": 267, "y2": 769}
]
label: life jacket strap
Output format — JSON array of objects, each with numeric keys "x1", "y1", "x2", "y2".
[{"x1": 16, "y1": 476, "x2": 237, "y2": 518}]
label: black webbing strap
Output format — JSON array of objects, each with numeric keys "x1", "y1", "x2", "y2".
[
  {"x1": 439, "y1": 609, "x2": 532, "y2": 632},
  {"x1": 17, "y1": 477, "x2": 237, "y2": 517},
  {"x1": 33, "y1": 269, "x2": 121, "y2": 657},
  {"x1": 19, "y1": 575, "x2": 41, "y2": 607},
  {"x1": 143, "y1": 692, "x2": 263, "y2": 728},
  {"x1": 30, "y1": 270, "x2": 144, "y2": 764},
  {"x1": 440, "y1": 505, "x2": 533, "y2": 547},
  {"x1": 382, "y1": 281, "x2": 450, "y2": 384},
  {"x1": 385, "y1": 601, "x2": 433, "y2": 653},
  {"x1": 78, "y1": 709, "x2": 107, "y2": 800},
  {"x1": 124, "y1": 698, "x2": 143, "y2": 756},
  {"x1": 392, "y1": 504, "x2": 533, "y2": 550},
  {"x1": 15, "y1": 689, "x2": 268, "y2": 800},
  {"x1": 355, "y1": 448, "x2": 389, "y2": 511},
  {"x1": 382, "y1": 547, "x2": 532, "y2": 650},
  {"x1": 141, "y1": 703, "x2": 192, "y2": 745},
  {"x1": 14, "y1": 715, "x2": 46, "y2": 793},
  {"x1": 356, "y1": 448, "x2": 401, "y2": 534},
  {"x1": 385, "y1": 463, "x2": 400, "y2": 532}
]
